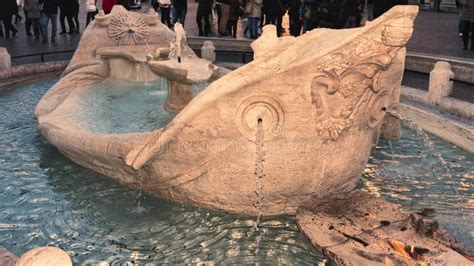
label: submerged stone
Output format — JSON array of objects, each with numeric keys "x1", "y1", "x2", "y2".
[{"x1": 296, "y1": 191, "x2": 473, "y2": 265}]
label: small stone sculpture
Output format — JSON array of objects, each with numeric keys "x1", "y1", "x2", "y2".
[{"x1": 201, "y1": 41, "x2": 216, "y2": 62}]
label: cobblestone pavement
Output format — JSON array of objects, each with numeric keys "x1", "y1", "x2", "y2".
[{"x1": 1, "y1": 2, "x2": 473, "y2": 61}]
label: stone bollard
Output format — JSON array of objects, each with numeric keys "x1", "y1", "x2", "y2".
[
  {"x1": 201, "y1": 41, "x2": 216, "y2": 62},
  {"x1": 0, "y1": 48, "x2": 12, "y2": 79},
  {"x1": 16, "y1": 247, "x2": 72, "y2": 266},
  {"x1": 427, "y1": 61, "x2": 454, "y2": 104}
]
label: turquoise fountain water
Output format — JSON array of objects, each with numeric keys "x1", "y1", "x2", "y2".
[
  {"x1": 0, "y1": 78, "x2": 472, "y2": 264},
  {"x1": 0, "y1": 78, "x2": 323, "y2": 264}
]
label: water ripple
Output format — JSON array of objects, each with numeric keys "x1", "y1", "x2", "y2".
[
  {"x1": 0, "y1": 78, "x2": 323, "y2": 265},
  {"x1": 362, "y1": 128, "x2": 474, "y2": 249}
]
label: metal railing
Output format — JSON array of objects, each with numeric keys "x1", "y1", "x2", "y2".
[
  {"x1": 10, "y1": 49, "x2": 253, "y2": 64},
  {"x1": 11, "y1": 50, "x2": 76, "y2": 63},
  {"x1": 192, "y1": 48, "x2": 253, "y2": 64}
]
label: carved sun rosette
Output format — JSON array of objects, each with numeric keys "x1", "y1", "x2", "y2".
[
  {"x1": 311, "y1": 36, "x2": 400, "y2": 141},
  {"x1": 108, "y1": 12, "x2": 149, "y2": 45}
]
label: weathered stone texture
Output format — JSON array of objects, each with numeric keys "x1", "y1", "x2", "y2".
[{"x1": 36, "y1": 6, "x2": 418, "y2": 215}]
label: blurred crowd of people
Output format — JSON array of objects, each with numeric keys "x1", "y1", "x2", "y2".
[
  {"x1": 0, "y1": 0, "x2": 141, "y2": 42},
  {"x1": 0, "y1": 0, "x2": 90, "y2": 42},
  {"x1": 1, "y1": 0, "x2": 472, "y2": 51},
  {"x1": 186, "y1": 0, "x2": 410, "y2": 38}
]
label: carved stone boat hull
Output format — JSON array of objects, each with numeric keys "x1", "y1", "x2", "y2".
[{"x1": 35, "y1": 6, "x2": 418, "y2": 215}]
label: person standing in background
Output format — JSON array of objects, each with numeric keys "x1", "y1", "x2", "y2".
[
  {"x1": 39, "y1": 0, "x2": 59, "y2": 42},
  {"x1": 218, "y1": 0, "x2": 230, "y2": 35},
  {"x1": 159, "y1": 0, "x2": 173, "y2": 27},
  {"x1": 59, "y1": 0, "x2": 75, "y2": 34},
  {"x1": 173, "y1": 0, "x2": 188, "y2": 24},
  {"x1": 263, "y1": 0, "x2": 284, "y2": 36},
  {"x1": 86, "y1": 0, "x2": 98, "y2": 26},
  {"x1": 245, "y1": 0, "x2": 262, "y2": 38},
  {"x1": 24, "y1": 0, "x2": 34, "y2": 36},
  {"x1": 24, "y1": 0, "x2": 42, "y2": 39},
  {"x1": 226, "y1": 0, "x2": 240, "y2": 37},
  {"x1": 15, "y1": 0, "x2": 24, "y2": 23},
  {"x1": 196, "y1": 0, "x2": 213, "y2": 35},
  {"x1": 287, "y1": 0, "x2": 301, "y2": 36},
  {"x1": 102, "y1": 0, "x2": 117, "y2": 14},
  {"x1": 460, "y1": 0, "x2": 474, "y2": 50},
  {"x1": 1, "y1": 0, "x2": 19, "y2": 38},
  {"x1": 72, "y1": 0, "x2": 80, "y2": 32}
]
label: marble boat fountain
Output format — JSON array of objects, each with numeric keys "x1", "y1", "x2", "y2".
[{"x1": 35, "y1": 6, "x2": 418, "y2": 215}]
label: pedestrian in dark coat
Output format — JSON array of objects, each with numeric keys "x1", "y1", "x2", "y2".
[
  {"x1": 196, "y1": 0, "x2": 213, "y2": 35},
  {"x1": 59, "y1": 0, "x2": 76, "y2": 34},
  {"x1": 72, "y1": 0, "x2": 80, "y2": 32},
  {"x1": 24, "y1": 0, "x2": 42, "y2": 38},
  {"x1": 1, "y1": 0, "x2": 19, "y2": 38},
  {"x1": 173, "y1": 0, "x2": 188, "y2": 24},
  {"x1": 288, "y1": 0, "x2": 301, "y2": 36},
  {"x1": 263, "y1": 0, "x2": 284, "y2": 36}
]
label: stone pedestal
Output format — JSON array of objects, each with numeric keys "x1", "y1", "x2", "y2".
[
  {"x1": 428, "y1": 61, "x2": 454, "y2": 104},
  {"x1": 0, "y1": 48, "x2": 12, "y2": 79},
  {"x1": 201, "y1": 41, "x2": 216, "y2": 62},
  {"x1": 165, "y1": 81, "x2": 193, "y2": 112}
]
